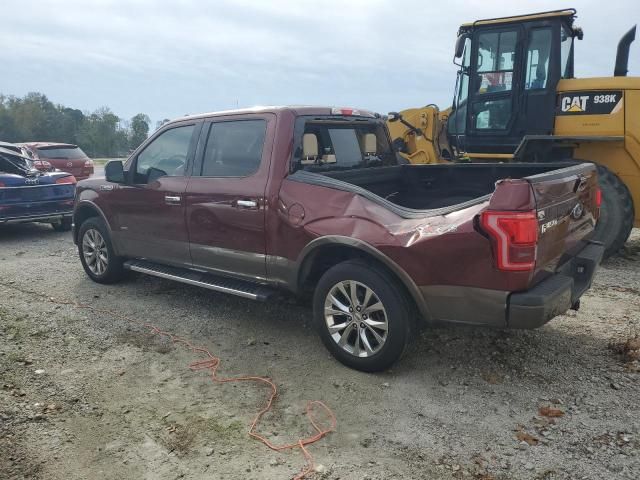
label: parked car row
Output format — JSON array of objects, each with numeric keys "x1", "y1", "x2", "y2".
[{"x1": 0, "y1": 140, "x2": 91, "y2": 231}]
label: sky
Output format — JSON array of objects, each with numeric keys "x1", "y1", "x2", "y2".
[{"x1": 1, "y1": 0, "x2": 638, "y2": 125}]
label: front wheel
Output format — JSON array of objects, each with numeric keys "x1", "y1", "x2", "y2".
[
  {"x1": 78, "y1": 217, "x2": 125, "y2": 284},
  {"x1": 313, "y1": 260, "x2": 411, "y2": 372},
  {"x1": 592, "y1": 166, "x2": 634, "y2": 258}
]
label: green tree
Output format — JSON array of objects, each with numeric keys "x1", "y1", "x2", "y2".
[
  {"x1": 0, "y1": 91, "x2": 150, "y2": 157},
  {"x1": 129, "y1": 113, "x2": 150, "y2": 150}
]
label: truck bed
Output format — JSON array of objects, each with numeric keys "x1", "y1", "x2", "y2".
[{"x1": 321, "y1": 162, "x2": 575, "y2": 211}]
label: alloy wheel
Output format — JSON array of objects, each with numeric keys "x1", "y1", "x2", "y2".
[
  {"x1": 82, "y1": 228, "x2": 109, "y2": 276},
  {"x1": 324, "y1": 280, "x2": 389, "y2": 358}
]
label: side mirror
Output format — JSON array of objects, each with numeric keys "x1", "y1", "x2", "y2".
[
  {"x1": 387, "y1": 112, "x2": 401, "y2": 122},
  {"x1": 454, "y1": 33, "x2": 469, "y2": 59},
  {"x1": 105, "y1": 160, "x2": 125, "y2": 183}
]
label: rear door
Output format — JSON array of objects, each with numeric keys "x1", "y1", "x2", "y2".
[
  {"x1": 184, "y1": 114, "x2": 275, "y2": 281},
  {"x1": 528, "y1": 163, "x2": 599, "y2": 273}
]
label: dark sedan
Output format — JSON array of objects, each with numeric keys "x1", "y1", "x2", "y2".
[{"x1": 0, "y1": 146, "x2": 76, "y2": 231}]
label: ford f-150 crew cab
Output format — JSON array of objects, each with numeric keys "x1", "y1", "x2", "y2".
[{"x1": 72, "y1": 106, "x2": 604, "y2": 371}]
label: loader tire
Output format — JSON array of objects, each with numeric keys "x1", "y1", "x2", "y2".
[{"x1": 592, "y1": 166, "x2": 634, "y2": 259}]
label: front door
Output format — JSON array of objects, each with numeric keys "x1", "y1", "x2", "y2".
[
  {"x1": 112, "y1": 121, "x2": 200, "y2": 266},
  {"x1": 185, "y1": 114, "x2": 275, "y2": 281},
  {"x1": 464, "y1": 25, "x2": 523, "y2": 153}
]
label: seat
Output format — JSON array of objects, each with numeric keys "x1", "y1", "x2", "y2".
[
  {"x1": 363, "y1": 133, "x2": 377, "y2": 157},
  {"x1": 302, "y1": 133, "x2": 319, "y2": 165}
]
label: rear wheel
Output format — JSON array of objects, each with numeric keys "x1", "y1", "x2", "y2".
[
  {"x1": 78, "y1": 217, "x2": 125, "y2": 284},
  {"x1": 592, "y1": 166, "x2": 634, "y2": 258},
  {"x1": 313, "y1": 260, "x2": 411, "y2": 372}
]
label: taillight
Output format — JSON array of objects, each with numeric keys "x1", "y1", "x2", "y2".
[
  {"x1": 595, "y1": 187, "x2": 602, "y2": 208},
  {"x1": 56, "y1": 175, "x2": 77, "y2": 185},
  {"x1": 84, "y1": 159, "x2": 93, "y2": 167},
  {"x1": 480, "y1": 210, "x2": 538, "y2": 271},
  {"x1": 33, "y1": 160, "x2": 51, "y2": 170},
  {"x1": 0, "y1": 181, "x2": 5, "y2": 188}
]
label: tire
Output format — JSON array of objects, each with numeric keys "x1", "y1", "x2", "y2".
[
  {"x1": 77, "y1": 216, "x2": 126, "y2": 284},
  {"x1": 592, "y1": 166, "x2": 634, "y2": 259},
  {"x1": 51, "y1": 216, "x2": 72, "y2": 232},
  {"x1": 313, "y1": 260, "x2": 411, "y2": 372}
]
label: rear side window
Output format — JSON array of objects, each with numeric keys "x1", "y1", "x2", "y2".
[
  {"x1": 201, "y1": 120, "x2": 266, "y2": 177},
  {"x1": 37, "y1": 147, "x2": 87, "y2": 159}
]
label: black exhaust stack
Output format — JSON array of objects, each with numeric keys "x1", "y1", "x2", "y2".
[{"x1": 614, "y1": 25, "x2": 636, "y2": 77}]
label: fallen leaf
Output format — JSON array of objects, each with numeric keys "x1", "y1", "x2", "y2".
[
  {"x1": 539, "y1": 406, "x2": 565, "y2": 418},
  {"x1": 516, "y1": 430, "x2": 539, "y2": 445}
]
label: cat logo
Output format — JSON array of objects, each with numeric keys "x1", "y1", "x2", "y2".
[
  {"x1": 561, "y1": 95, "x2": 589, "y2": 113},
  {"x1": 557, "y1": 90, "x2": 622, "y2": 116}
]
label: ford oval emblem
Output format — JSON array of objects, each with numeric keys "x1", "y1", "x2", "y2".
[{"x1": 571, "y1": 203, "x2": 584, "y2": 220}]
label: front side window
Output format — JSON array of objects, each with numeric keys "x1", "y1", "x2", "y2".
[
  {"x1": 476, "y1": 30, "x2": 517, "y2": 93},
  {"x1": 201, "y1": 120, "x2": 266, "y2": 177},
  {"x1": 560, "y1": 26, "x2": 574, "y2": 78},
  {"x1": 525, "y1": 28, "x2": 552, "y2": 89},
  {"x1": 136, "y1": 124, "x2": 194, "y2": 182}
]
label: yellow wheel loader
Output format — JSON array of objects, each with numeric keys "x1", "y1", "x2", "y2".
[{"x1": 387, "y1": 9, "x2": 637, "y2": 258}]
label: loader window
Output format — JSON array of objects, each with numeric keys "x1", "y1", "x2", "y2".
[
  {"x1": 525, "y1": 28, "x2": 552, "y2": 89},
  {"x1": 476, "y1": 30, "x2": 516, "y2": 94},
  {"x1": 473, "y1": 98, "x2": 511, "y2": 130},
  {"x1": 560, "y1": 26, "x2": 574, "y2": 78}
]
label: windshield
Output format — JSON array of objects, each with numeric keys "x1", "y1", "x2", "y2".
[
  {"x1": 292, "y1": 118, "x2": 398, "y2": 173},
  {"x1": 37, "y1": 146, "x2": 88, "y2": 159}
]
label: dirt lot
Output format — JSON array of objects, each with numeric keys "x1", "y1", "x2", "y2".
[{"x1": 1, "y1": 224, "x2": 638, "y2": 480}]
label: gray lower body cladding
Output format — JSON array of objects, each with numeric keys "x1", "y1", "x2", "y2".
[{"x1": 420, "y1": 241, "x2": 604, "y2": 329}]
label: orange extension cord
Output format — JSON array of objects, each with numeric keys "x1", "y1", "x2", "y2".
[{"x1": 0, "y1": 281, "x2": 337, "y2": 479}]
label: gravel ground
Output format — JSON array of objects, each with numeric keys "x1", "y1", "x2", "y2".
[{"x1": 1, "y1": 224, "x2": 638, "y2": 480}]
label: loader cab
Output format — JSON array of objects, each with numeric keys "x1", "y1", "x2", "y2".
[{"x1": 447, "y1": 9, "x2": 580, "y2": 155}]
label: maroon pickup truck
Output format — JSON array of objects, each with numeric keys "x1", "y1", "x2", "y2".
[{"x1": 72, "y1": 106, "x2": 604, "y2": 371}]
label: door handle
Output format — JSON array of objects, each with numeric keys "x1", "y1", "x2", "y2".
[
  {"x1": 236, "y1": 199, "x2": 258, "y2": 209},
  {"x1": 165, "y1": 195, "x2": 182, "y2": 205}
]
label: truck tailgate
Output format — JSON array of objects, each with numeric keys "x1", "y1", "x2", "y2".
[{"x1": 527, "y1": 163, "x2": 600, "y2": 274}]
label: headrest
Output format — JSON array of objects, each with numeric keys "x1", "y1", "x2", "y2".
[
  {"x1": 363, "y1": 133, "x2": 377, "y2": 155},
  {"x1": 302, "y1": 133, "x2": 318, "y2": 158}
]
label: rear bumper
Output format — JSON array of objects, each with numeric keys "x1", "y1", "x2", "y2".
[
  {"x1": 508, "y1": 241, "x2": 604, "y2": 328},
  {"x1": 419, "y1": 241, "x2": 604, "y2": 329}
]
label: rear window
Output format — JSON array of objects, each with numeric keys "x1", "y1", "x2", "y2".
[
  {"x1": 292, "y1": 118, "x2": 398, "y2": 173},
  {"x1": 37, "y1": 146, "x2": 88, "y2": 159}
]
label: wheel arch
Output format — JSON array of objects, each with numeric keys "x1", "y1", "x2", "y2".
[
  {"x1": 295, "y1": 236, "x2": 431, "y2": 322},
  {"x1": 73, "y1": 201, "x2": 117, "y2": 253}
]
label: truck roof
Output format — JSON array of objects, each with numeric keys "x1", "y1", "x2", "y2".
[{"x1": 169, "y1": 106, "x2": 379, "y2": 124}]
